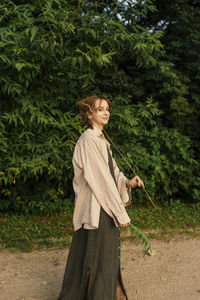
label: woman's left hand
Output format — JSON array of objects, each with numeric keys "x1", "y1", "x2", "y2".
[
  {"x1": 119, "y1": 222, "x2": 131, "y2": 227},
  {"x1": 126, "y1": 176, "x2": 145, "y2": 189}
]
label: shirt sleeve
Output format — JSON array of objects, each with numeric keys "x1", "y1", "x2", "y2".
[
  {"x1": 112, "y1": 154, "x2": 132, "y2": 207},
  {"x1": 74, "y1": 136, "x2": 130, "y2": 225}
]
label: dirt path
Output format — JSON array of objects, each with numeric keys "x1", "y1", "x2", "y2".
[{"x1": 0, "y1": 236, "x2": 200, "y2": 300}]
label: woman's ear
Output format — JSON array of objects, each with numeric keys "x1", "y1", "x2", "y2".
[{"x1": 88, "y1": 113, "x2": 93, "y2": 120}]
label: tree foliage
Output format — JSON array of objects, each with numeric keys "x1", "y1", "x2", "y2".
[{"x1": 0, "y1": 0, "x2": 199, "y2": 214}]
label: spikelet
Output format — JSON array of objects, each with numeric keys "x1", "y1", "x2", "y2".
[{"x1": 103, "y1": 129, "x2": 156, "y2": 209}]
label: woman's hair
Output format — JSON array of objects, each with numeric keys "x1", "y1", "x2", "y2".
[{"x1": 77, "y1": 95, "x2": 111, "y2": 129}]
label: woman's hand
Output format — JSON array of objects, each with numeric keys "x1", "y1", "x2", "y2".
[
  {"x1": 119, "y1": 222, "x2": 131, "y2": 227},
  {"x1": 119, "y1": 176, "x2": 144, "y2": 227},
  {"x1": 126, "y1": 176, "x2": 145, "y2": 189}
]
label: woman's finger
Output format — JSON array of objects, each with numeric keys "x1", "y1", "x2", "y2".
[
  {"x1": 137, "y1": 178, "x2": 145, "y2": 188},
  {"x1": 119, "y1": 222, "x2": 130, "y2": 227}
]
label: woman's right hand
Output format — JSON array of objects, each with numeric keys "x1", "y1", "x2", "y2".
[{"x1": 126, "y1": 176, "x2": 145, "y2": 189}]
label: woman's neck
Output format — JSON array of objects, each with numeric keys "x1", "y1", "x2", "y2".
[{"x1": 92, "y1": 124, "x2": 103, "y2": 131}]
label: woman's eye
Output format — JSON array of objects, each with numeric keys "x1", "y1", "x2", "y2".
[{"x1": 97, "y1": 108, "x2": 110, "y2": 112}]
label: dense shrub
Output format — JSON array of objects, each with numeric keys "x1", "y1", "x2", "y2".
[{"x1": 0, "y1": 0, "x2": 199, "y2": 214}]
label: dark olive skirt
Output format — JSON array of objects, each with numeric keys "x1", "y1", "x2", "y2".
[{"x1": 57, "y1": 208, "x2": 128, "y2": 300}]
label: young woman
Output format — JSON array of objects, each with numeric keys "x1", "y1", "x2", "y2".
[{"x1": 57, "y1": 95, "x2": 144, "y2": 300}]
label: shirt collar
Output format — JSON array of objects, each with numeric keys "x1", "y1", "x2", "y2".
[
  {"x1": 88, "y1": 126, "x2": 103, "y2": 136},
  {"x1": 88, "y1": 126, "x2": 103, "y2": 137},
  {"x1": 87, "y1": 126, "x2": 110, "y2": 148}
]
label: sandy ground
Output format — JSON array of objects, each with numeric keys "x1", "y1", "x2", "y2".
[{"x1": 0, "y1": 236, "x2": 200, "y2": 300}]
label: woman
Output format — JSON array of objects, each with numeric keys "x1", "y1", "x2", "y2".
[{"x1": 57, "y1": 95, "x2": 144, "y2": 300}]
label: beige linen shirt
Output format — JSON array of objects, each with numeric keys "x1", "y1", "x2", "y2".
[{"x1": 72, "y1": 126, "x2": 131, "y2": 231}]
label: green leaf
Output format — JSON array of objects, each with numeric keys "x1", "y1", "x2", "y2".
[
  {"x1": 30, "y1": 26, "x2": 39, "y2": 42},
  {"x1": 128, "y1": 223, "x2": 152, "y2": 254},
  {"x1": 15, "y1": 63, "x2": 26, "y2": 71}
]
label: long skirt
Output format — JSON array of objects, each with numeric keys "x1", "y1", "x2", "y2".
[{"x1": 57, "y1": 208, "x2": 128, "y2": 300}]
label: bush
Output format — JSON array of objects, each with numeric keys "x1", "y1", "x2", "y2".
[{"x1": 0, "y1": 1, "x2": 199, "y2": 214}]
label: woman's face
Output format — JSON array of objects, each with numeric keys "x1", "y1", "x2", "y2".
[{"x1": 90, "y1": 99, "x2": 110, "y2": 130}]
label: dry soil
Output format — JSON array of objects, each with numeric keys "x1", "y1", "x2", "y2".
[{"x1": 0, "y1": 237, "x2": 200, "y2": 300}]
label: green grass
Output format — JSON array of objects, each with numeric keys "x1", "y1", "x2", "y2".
[
  {"x1": 124, "y1": 200, "x2": 200, "y2": 240},
  {"x1": 128, "y1": 200, "x2": 200, "y2": 229},
  {"x1": 0, "y1": 200, "x2": 200, "y2": 251},
  {"x1": 0, "y1": 213, "x2": 73, "y2": 251}
]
